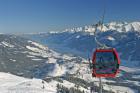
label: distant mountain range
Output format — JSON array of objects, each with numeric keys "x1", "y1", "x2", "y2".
[
  {"x1": 64, "y1": 21, "x2": 140, "y2": 33},
  {"x1": 24, "y1": 21, "x2": 140, "y2": 67}
]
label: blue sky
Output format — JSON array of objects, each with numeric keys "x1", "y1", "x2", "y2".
[{"x1": 0, "y1": 0, "x2": 140, "y2": 33}]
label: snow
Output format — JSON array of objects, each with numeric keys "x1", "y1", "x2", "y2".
[
  {"x1": 39, "y1": 21, "x2": 140, "y2": 34},
  {"x1": 76, "y1": 35, "x2": 80, "y2": 38},
  {"x1": 49, "y1": 31, "x2": 59, "y2": 34},
  {"x1": 0, "y1": 72, "x2": 90, "y2": 93},
  {"x1": 103, "y1": 84, "x2": 138, "y2": 93},
  {"x1": 62, "y1": 54, "x2": 76, "y2": 60},
  {"x1": 0, "y1": 64, "x2": 137, "y2": 93},
  {"x1": 107, "y1": 36, "x2": 115, "y2": 41},
  {"x1": 26, "y1": 46, "x2": 42, "y2": 52},
  {"x1": 131, "y1": 22, "x2": 140, "y2": 31},
  {"x1": 26, "y1": 45, "x2": 51, "y2": 58},
  {"x1": 1, "y1": 41, "x2": 14, "y2": 48},
  {"x1": 120, "y1": 66, "x2": 140, "y2": 73},
  {"x1": 126, "y1": 80, "x2": 140, "y2": 86},
  {"x1": 9, "y1": 59, "x2": 16, "y2": 62},
  {"x1": 47, "y1": 58, "x2": 57, "y2": 63},
  {"x1": 48, "y1": 63, "x2": 66, "y2": 77},
  {"x1": 26, "y1": 43, "x2": 61, "y2": 59},
  {"x1": 0, "y1": 72, "x2": 57, "y2": 93},
  {"x1": 63, "y1": 21, "x2": 140, "y2": 33},
  {"x1": 28, "y1": 40, "x2": 48, "y2": 50},
  {"x1": 31, "y1": 59, "x2": 42, "y2": 61},
  {"x1": 27, "y1": 55, "x2": 36, "y2": 58}
]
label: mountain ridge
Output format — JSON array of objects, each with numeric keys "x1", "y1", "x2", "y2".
[{"x1": 64, "y1": 21, "x2": 140, "y2": 34}]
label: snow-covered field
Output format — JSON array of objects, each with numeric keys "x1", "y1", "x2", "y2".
[
  {"x1": 0, "y1": 72, "x2": 57, "y2": 93},
  {"x1": 0, "y1": 71, "x2": 138, "y2": 93}
]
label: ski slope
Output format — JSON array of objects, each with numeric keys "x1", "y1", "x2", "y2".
[
  {"x1": 0, "y1": 72, "x2": 138, "y2": 93},
  {"x1": 0, "y1": 72, "x2": 57, "y2": 93}
]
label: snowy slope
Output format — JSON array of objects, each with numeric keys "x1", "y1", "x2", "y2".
[
  {"x1": 0, "y1": 71, "x2": 139, "y2": 93},
  {"x1": 0, "y1": 72, "x2": 57, "y2": 93},
  {"x1": 0, "y1": 34, "x2": 88, "y2": 79}
]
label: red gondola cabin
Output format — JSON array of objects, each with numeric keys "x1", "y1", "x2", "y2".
[{"x1": 92, "y1": 48, "x2": 120, "y2": 78}]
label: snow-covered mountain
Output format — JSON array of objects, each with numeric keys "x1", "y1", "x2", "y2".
[
  {"x1": 8, "y1": 21, "x2": 140, "y2": 93},
  {"x1": 65, "y1": 21, "x2": 140, "y2": 33},
  {"x1": 0, "y1": 33, "x2": 140, "y2": 92},
  {"x1": 24, "y1": 21, "x2": 140, "y2": 67},
  {"x1": 0, "y1": 34, "x2": 87, "y2": 78},
  {"x1": 0, "y1": 67, "x2": 140, "y2": 93}
]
